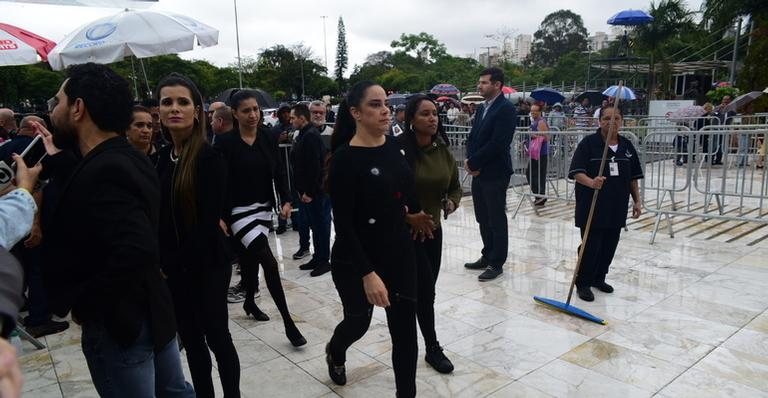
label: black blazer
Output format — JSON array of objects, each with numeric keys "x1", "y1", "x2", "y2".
[
  {"x1": 42, "y1": 136, "x2": 176, "y2": 350},
  {"x1": 465, "y1": 95, "x2": 517, "y2": 181},
  {"x1": 291, "y1": 124, "x2": 326, "y2": 199}
]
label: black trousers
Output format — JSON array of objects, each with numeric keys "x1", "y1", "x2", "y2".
[
  {"x1": 472, "y1": 176, "x2": 509, "y2": 268},
  {"x1": 239, "y1": 235, "x2": 299, "y2": 334},
  {"x1": 167, "y1": 264, "x2": 240, "y2": 398},
  {"x1": 328, "y1": 272, "x2": 417, "y2": 398},
  {"x1": 415, "y1": 227, "x2": 442, "y2": 348},
  {"x1": 576, "y1": 227, "x2": 621, "y2": 288},
  {"x1": 526, "y1": 156, "x2": 548, "y2": 196}
]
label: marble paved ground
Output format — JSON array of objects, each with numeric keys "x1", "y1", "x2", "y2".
[{"x1": 19, "y1": 190, "x2": 768, "y2": 397}]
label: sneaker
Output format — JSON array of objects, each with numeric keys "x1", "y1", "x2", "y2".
[
  {"x1": 293, "y1": 248, "x2": 311, "y2": 260},
  {"x1": 533, "y1": 198, "x2": 547, "y2": 207},
  {"x1": 26, "y1": 320, "x2": 70, "y2": 338},
  {"x1": 310, "y1": 262, "x2": 331, "y2": 277},
  {"x1": 254, "y1": 289, "x2": 261, "y2": 299},
  {"x1": 425, "y1": 344, "x2": 454, "y2": 374},
  {"x1": 228, "y1": 281, "x2": 245, "y2": 295},
  {"x1": 227, "y1": 290, "x2": 245, "y2": 303},
  {"x1": 478, "y1": 266, "x2": 502, "y2": 281}
]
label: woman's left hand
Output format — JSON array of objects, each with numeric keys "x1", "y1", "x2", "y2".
[
  {"x1": 632, "y1": 202, "x2": 642, "y2": 219},
  {"x1": 281, "y1": 203, "x2": 292, "y2": 219}
]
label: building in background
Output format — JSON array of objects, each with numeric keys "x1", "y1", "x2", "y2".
[
  {"x1": 589, "y1": 31, "x2": 613, "y2": 51},
  {"x1": 513, "y1": 34, "x2": 532, "y2": 64}
]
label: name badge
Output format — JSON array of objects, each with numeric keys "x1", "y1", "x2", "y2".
[{"x1": 609, "y1": 159, "x2": 619, "y2": 176}]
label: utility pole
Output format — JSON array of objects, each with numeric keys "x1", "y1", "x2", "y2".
[
  {"x1": 321, "y1": 15, "x2": 328, "y2": 74},
  {"x1": 729, "y1": 18, "x2": 742, "y2": 84},
  {"x1": 233, "y1": 0, "x2": 243, "y2": 88}
]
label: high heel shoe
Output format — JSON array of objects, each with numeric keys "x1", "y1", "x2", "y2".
[
  {"x1": 286, "y1": 324, "x2": 307, "y2": 347},
  {"x1": 325, "y1": 343, "x2": 346, "y2": 385},
  {"x1": 243, "y1": 301, "x2": 269, "y2": 321}
]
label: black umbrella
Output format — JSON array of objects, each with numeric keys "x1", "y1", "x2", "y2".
[
  {"x1": 575, "y1": 91, "x2": 607, "y2": 107},
  {"x1": 218, "y1": 88, "x2": 277, "y2": 109}
]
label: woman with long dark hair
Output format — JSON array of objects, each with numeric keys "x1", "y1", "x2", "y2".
[
  {"x1": 325, "y1": 81, "x2": 433, "y2": 397},
  {"x1": 397, "y1": 95, "x2": 461, "y2": 374},
  {"x1": 213, "y1": 90, "x2": 306, "y2": 347},
  {"x1": 155, "y1": 73, "x2": 240, "y2": 397}
]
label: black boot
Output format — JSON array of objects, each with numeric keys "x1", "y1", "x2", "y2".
[
  {"x1": 425, "y1": 343, "x2": 454, "y2": 374},
  {"x1": 243, "y1": 301, "x2": 270, "y2": 321},
  {"x1": 325, "y1": 343, "x2": 346, "y2": 385},
  {"x1": 577, "y1": 285, "x2": 594, "y2": 302},
  {"x1": 593, "y1": 281, "x2": 614, "y2": 293}
]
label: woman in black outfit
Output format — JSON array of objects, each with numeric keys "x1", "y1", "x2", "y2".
[
  {"x1": 213, "y1": 90, "x2": 306, "y2": 347},
  {"x1": 155, "y1": 74, "x2": 240, "y2": 397},
  {"x1": 325, "y1": 81, "x2": 434, "y2": 397}
]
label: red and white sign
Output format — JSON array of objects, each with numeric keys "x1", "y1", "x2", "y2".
[{"x1": 0, "y1": 40, "x2": 19, "y2": 50}]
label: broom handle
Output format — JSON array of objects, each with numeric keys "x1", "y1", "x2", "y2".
[{"x1": 565, "y1": 82, "x2": 624, "y2": 306}]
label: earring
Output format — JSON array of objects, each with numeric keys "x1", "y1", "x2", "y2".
[{"x1": 409, "y1": 124, "x2": 414, "y2": 132}]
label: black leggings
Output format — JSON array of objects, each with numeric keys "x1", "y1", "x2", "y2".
[
  {"x1": 239, "y1": 235, "x2": 299, "y2": 334},
  {"x1": 527, "y1": 155, "x2": 548, "y2": 196},
  {"x1": 415, "y1": 227, "x2": 443, "y2": 348},
  {"x1": 328, "y1": 272, "x2": 417, "y2": 398},
  {"x1": 168, "y1": 265, "x2": 240, "y2": 398}
]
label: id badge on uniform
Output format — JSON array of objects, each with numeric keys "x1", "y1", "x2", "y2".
[{"x1": 609, "y1": 159, "x2": 619, "y2": 176}]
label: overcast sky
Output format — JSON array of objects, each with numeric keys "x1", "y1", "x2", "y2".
[{"x1": 3, "y1": 0, "x2": 705, "y2": 74}]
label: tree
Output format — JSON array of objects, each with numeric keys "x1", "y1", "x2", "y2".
[
  {"x1": 390, "y1": 32, "x2": 447, "y2": 64},
  {"x1": 335, "y1": 17, "x2": 348, "y2": 86},
  {"x1": 635, "y1": 0, "x2": 695, "y2": 99},
  {"x1": 529, "y1": 10, "x2": 589, "y2": 67}
]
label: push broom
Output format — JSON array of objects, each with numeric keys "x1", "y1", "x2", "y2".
[{"x1": 532, "y1": 82, "x2": 629, "y2": 325}]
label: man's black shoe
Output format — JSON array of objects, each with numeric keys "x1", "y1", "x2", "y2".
[
  {"x1": 293, "y1": 248, "x2": 311, "y2": 260},
  {"x1": 299, "y1": 260, "x2": 317, "y2": 270},
  {"x1": 275, "y1": 225, "x2": 287, "y2": 235},
  {"x1": 464, "y1": 257, "x2": 487, "y2": 270},
  {"x1": 577, "y1": 285, "x2": 594, "y2": 302},
  {"x1": 593, "y1": 281, "x2": 614, "y2": 293},
  {"x1": 26, "y1": 320, "x2": 70, "y2": 338},
  {"x1": 310, "y1": 262, "x2": 331, "y2": 277},
  {"x1": 478, "y1": 266, "x2": 502, "y2": 281}
]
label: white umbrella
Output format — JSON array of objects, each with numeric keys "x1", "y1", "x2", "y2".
[
  {"x1": 0, "y1": 23, "x2": 57, "y2": 66},
  {"x1": 47, "y1": 9, "x2": 218, "y2": 70}
]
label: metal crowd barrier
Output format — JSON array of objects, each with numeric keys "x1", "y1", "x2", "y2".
[{"x1": 641, "y1": 125, "x2": 767, "y2": 244}]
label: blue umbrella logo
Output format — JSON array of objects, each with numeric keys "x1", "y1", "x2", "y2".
[{"x1": 85, "y1": 23, "x2": 117, "y2": 41}]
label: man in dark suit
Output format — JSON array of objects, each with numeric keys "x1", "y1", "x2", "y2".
[
  {"x1": 464, "y1": 67, "x2": 517, "y2": 281},
  {"x1": 38, "y1": 63, "x2": 194, "y2": 397}
]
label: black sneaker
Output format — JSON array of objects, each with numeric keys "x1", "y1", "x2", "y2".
[
  {"x1": 299, "y1": 260, "x2": 317, "y2": 270},
  {"x1": 478, "y1": 266, "x2": 502, "y2": 281},
  {"x1": 577, "y1": 285, "x2": 594, "y2": 301},
  {"x1": 534, "y1": 198, "x2": 547, "y2": 207},
  {"x1": 593, "y1": 281, "x2": 614, "y2": 293},
  {"x1": 464, "y1": 257, "x2": 487, "y2": 269},
  {"x1": 227, "y1": 290, "x2": 245, "y2": 303},
  {"x1": 425, "y1": 344, "x2": 454, "y2": 374},
  {"x1": 293, "y1": 248, "x2": 311, "y2": 260},
  {"x1": 26, "y1": 320, "x2": 70, "y2": 338},
  {"x1": 310, "y1": 262, "x2": 331, "y2": 277}
]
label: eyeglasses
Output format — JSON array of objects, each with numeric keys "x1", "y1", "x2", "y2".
[{"x1": 47, "y1": 97, "x2": 59, "y2": 112}]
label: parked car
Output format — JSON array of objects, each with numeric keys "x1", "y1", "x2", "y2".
[{"x1": 262, "y1": 108, "x2": 278, "y2": 127}]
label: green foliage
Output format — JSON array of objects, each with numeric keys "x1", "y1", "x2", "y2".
[
  {"x1": 737, "y1": 14, "x2": 768, "y2": 91},
  {"x1": 390, "y1": 32, "x2": 447, "y2": 63},
  {"x1": 529, "y1": 10, "x2": 589, "y2": 67},
  {"x1": 335, "y1": 17, "x2": 348, "y2": 85},
  {"x1": 705, "y1": 86, "x2": 741, "y2": 102}
]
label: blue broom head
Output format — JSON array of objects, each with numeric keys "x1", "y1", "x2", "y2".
[{"x1": 533, "y1": 296, "x2": 607, "y2": 325}]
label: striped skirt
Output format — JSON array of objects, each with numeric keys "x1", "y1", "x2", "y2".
[{"x1": 230, "y1": 201, "x2": 273, "y2": 249}]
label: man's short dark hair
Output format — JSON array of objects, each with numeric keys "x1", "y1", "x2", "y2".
[
  {"x1": 64, "y1": 63, "x2": 132, "y2": 133},
  {"x1": 292, "y1": 103, "x2": 311, "y2": 121},
  {"x1": 480, "y1": 67, "x2": 504, "y2": 87}
]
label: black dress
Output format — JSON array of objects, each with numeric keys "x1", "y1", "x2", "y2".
[{"x1": 327, "y1": 136, "x2": 420, "y2": 397}]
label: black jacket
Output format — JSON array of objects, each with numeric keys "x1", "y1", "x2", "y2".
[
  {"x1": 42, "y1": 136, "x2": 176, "y2": 350},
  {"x1": 465, "y1": 95, "x2": 517, "y2": 181},
  {"x1": 290, "y1": 123, "x2": 326, "y2": 198},
  {"x1": 156, "y1": 144, "x2": 229, "y2": 274}
]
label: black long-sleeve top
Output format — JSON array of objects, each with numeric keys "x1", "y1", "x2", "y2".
[
  {"x1": 213, "y1": 129, "x2": 290, "y2": 220},
  {"x1": 290, "y1": 123, "x2": 326, "y2": 198},
  {"x1": 156, "y1": 144, "x2": 229, "y2": 274},
  {"x1": 329, "y1": 136, "x2": 421, "y2": 298}
]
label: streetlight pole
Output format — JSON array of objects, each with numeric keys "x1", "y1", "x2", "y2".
[
  {"x1": 582, "y1": 45, "x2": 593, "y2": 90},
  {"x1": 321, "y1": 16, "x2": 328, "y2": 74},
  {"x1": 233, "y1": 0, "x2": 243, "y2": 88}
]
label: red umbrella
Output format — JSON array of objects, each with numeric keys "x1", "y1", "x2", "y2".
[
  {"x1": 436, "y1": 96, "x2": 459, "y2": 104},
  {"x1": 502, "y1": 86, "x2": 517, "y2": 94},
  {"x1": 0, "y1": 23, "x2": 56, "y2": 66}
]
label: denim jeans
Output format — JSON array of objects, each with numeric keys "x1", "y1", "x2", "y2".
[
  {"x1": 301, "y1": 193, "x2": 332, "y2": 263},
  {"x1": 81, "y1": 319, "x2": 194, "y2": 398}
]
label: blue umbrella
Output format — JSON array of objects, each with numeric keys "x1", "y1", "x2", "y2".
[
  {"x1": 530, "y1": 88, "x2": 565, "y2": 105},
  {"x1": 387, "y1": 93, "x2": 408, "y2": 107},
  {"x1": 607, "y1": 9, "x2": 654, "y2": 26},
  {"x1": 603, "y1": 85, "x2": 637, "y2": 100},
  {"x1": 430, "y1": 83, "x2": 460, "y2": 96}
]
